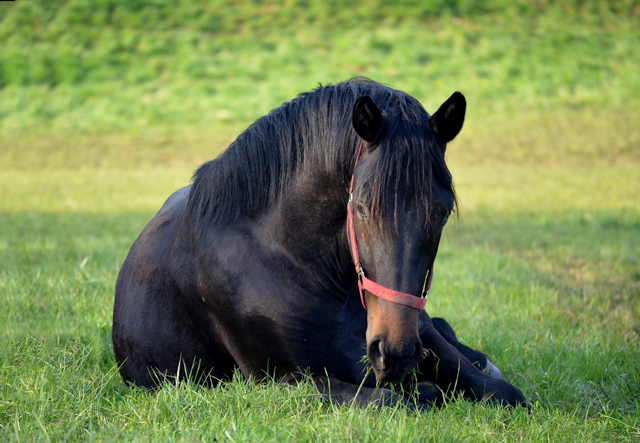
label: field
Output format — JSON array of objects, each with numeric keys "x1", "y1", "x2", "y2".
[{"x1": 1, "y1": 1, "x2": 640, "y2": 441}]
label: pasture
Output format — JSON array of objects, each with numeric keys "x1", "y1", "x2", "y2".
[{"x1": 1, "y1": 1, "x2": 639, "y2": 441}]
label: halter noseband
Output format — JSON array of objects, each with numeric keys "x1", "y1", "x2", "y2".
[{"x1": 347, "y1": 140, "x2": 433, "y2": 311}]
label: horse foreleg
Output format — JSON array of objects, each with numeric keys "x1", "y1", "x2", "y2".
[
  {"x1": 431, "y1": 317, "x2": 503, "y2": 379},
  {"x1": 310, "y1": 376, "x2": 430, "y2": 411},
  {"x1": 416, "y1": 314, "x2": 526, "y2": 408}
]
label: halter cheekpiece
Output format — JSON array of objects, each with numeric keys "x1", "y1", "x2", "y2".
[{"x1": 347, "y1": 140, "x2": 433, "y2": 310}]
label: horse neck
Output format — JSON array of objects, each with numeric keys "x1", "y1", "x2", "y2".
[{"x1": 262, "y1": 167, "x2": 355, "y2": 297}]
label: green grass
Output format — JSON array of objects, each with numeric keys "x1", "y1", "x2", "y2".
[
  {"x1": 2, "y1": 0, "x2": 640, "y2": 441},
  {"x1": 1, "y1": 0, "x2": 640, "y2": 168},
  {"x1": 1, "y1": 166, "x2": 639, "y2": 441}
]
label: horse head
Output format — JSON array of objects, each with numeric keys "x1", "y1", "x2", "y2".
[{"x1": 349, "y1": 92, "x2": 466, "y2": 383}]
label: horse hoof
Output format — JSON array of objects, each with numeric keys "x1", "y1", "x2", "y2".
[{"x1": 483, "y1": 358, "x2": 503, "y2": 380}]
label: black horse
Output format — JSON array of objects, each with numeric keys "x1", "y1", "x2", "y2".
[{"x1": 113, "y1": 78, "x2": 525, "y2": 408}]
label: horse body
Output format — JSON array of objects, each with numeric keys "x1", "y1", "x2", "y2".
[
  {"x1": 113, "y1": 79, "x2": 525, "y2": 408},
  {"x1": 114, "y1": 179, "x2": 369, "y2": 387}
]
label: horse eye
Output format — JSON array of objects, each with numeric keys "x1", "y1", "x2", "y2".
[{"x1": 356, "y1": 202, "x2": 368, "y2": 219}]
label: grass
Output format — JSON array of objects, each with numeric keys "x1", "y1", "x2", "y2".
[
  {"x1": 1, "y1": 1, "x2": 640, "y2": 168},
  {"x1": 1, "y1": 0, "x2": 640, "y2": 441},
  {"x1": 1, "y1": 165, "x2": 638, "y2": 441}
]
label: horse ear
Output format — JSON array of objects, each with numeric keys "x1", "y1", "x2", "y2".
[
  {"x1": 352, "y1": 95, "x2": 384, "y2": 147},
  {"x1": 430, "y1": 92, "x2": 466, "y2": 149}
]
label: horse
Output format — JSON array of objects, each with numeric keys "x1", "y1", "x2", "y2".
[{"x1": 112, "y1": 78, "x2": 525, "y2": 409}]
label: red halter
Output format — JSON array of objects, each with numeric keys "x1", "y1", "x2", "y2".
[{"x1": 347, "y1": 140, "x2": 433, "y2": 311}]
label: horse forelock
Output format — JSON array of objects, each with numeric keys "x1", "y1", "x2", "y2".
[
  {"x1": 185, "y1": 78, "x2": 455, "y2": 232},
  {"x1": 354, "y1": 92, "x2": 456, "y2": 232}
]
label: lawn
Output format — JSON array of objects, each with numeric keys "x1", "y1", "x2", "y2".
[{"x1": 1, "y1": 1, "x2": 639, "y2": 441}]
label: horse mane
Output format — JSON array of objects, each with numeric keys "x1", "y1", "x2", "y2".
[{"x1": 185, "y1": 78, "x2": 455, "y2": 231}]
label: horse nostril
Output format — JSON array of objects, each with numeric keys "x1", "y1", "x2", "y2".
[
  {"x1": 367, "y1": 338, "x2": 385, "y2": 369},
  {"x1": 399, "y1": 337, "x2": 423, "y2": 369},
  {"x1": 413, "y1": 339, "x2": 423, "y2": 364}
]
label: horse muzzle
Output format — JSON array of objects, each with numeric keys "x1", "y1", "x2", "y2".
[
  {"x1": 367, "y1": 334, "x2": 423, "y2": 383},
  {"x1": 365, "y1": 294, "x2": 423, "y2": 384}
]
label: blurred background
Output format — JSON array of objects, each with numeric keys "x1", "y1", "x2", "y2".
[{"x1": 1, "y1": 0, "x2": 638, "y2": 171}]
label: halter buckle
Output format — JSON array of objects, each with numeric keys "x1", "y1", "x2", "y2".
[{"x1": 355, "y1": 262, "x2": 365, "y2": 280}]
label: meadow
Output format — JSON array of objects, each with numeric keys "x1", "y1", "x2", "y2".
[{"x1": 1, "y1": 1, "x2": 639, "y2": 441}]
